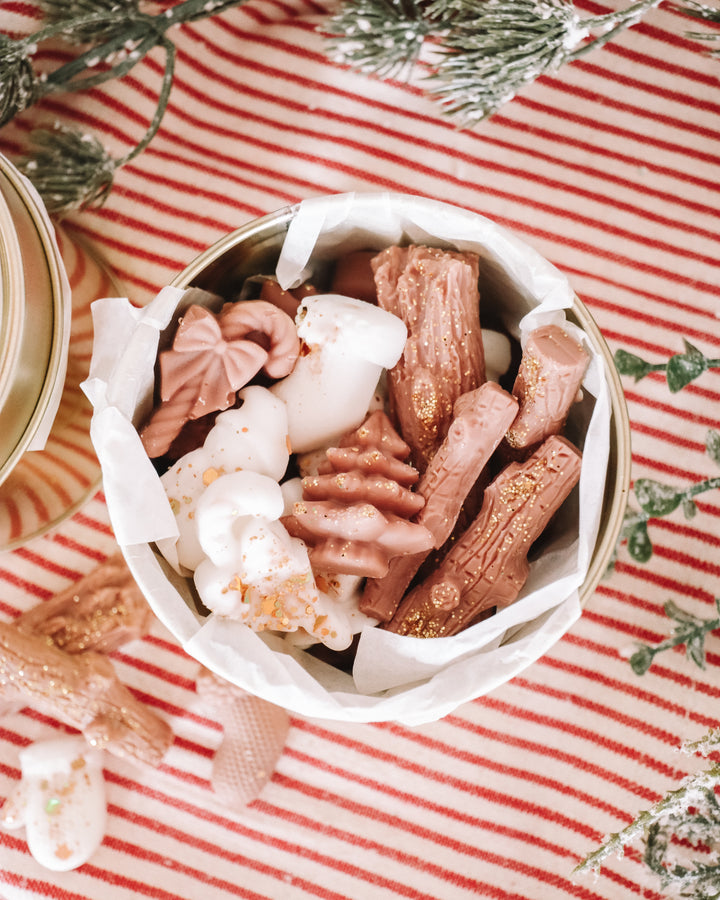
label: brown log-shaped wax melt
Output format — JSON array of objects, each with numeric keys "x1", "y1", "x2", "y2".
[
  {"x1": 330, "y1": 250, "x2": 378, "y2": 304},
  {"x1": 283, "y1": 411, "x2": 433, "y2": 578},
  {"x1": 372, "y1": 245, "x2": 486, "y2": 472},
  {"x1": 361, "y1": 382, "x2": 519, "y2": 622},
  {"x1": 259, "y1": 278, "x2": 316, "y2": 319},
  {"x1": 0, "y1": 622, "x2": 172, "y2": 766},
  {"x1": 385, "y1": 434, "x2": 582, "y2": 638},
  {"x1": 16, "y1": 554, "x2": 151, "y2": 655},
  {"x1": 505, "y1": 324, "x2": 589, "y2": 454}
]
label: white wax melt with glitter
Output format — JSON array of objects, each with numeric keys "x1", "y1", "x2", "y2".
[
  {"x1": 193, "y1": 469, "x2": 358, "y2": 650},
  {"x1": 156, "y1": 384, "x2": 290, "y2": 572},
  {"x1": 1, "y1": 735, "x2": 106, "y2": 871}
]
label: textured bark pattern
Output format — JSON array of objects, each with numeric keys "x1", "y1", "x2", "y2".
[
  {"x1": 0, "y1": 622, "x2": 172, "y2": 766},
  {"x1": 505, "y1": 324, "x2": 590, "y2": 454},
  {"x1": 372, "y1": 245, "x2": 486, "y2": 472},
  {"x1": 361, "y1": 382, "x2": 518, "y2": 622},
  {"x1": 16, "y1": 554, "x2": 151, "y2": 655},
  {"x1": 386, "y1": 435, "x2": 582, "y2": 638}
]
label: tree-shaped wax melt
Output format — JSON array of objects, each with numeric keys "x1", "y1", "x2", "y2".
[{"x1": 285, "y1": 411, "x2": 434, "y2": 578}]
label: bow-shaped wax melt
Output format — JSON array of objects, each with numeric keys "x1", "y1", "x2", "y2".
[
  {"x1": 193, "y1": 470, "x2": 356, "y2": 650},
  {"x1": 141, "y1": 300, "x2": 299, "y2": 458},
  {"x1": 270, "y1": 294, "x2": 407, "y2": 454},
  {"x1": 158, "y1": 385, "x2": 290, "y2": 572},
  {"x1": 2, "y1": 736, "x2": 106, "y2": 871}
]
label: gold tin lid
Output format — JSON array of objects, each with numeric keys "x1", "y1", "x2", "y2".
[{"x1": 0, "y1": 154, "x2": 70, "y2": 487}]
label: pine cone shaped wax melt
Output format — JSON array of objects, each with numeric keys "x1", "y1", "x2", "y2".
[{"x1": 284, "y1": 411, "x2": 434, "y2": 578}]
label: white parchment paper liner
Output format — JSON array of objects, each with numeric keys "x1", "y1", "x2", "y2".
[{"x1": 82, "y1": 192, "x2": 611, "y2": 725}]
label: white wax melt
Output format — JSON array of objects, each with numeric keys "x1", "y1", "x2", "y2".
[
  {"x1": 1, "y1": 735, "x2": 106, "y2": 871},
  {"x1": 270, "y1": 294, "x2": 406, "y2": 453},
  {"x1": 193, "y1": 469, "x2": 356, "y2": 650},
  {"x1": 158, "y1": 385, "x2": 290, "y2": 571}
]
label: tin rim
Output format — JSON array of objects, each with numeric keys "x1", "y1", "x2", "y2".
[
  {"x1": 171, "y1": 200, "x2": 631, "y2": 608},
  {"x1": 0, "y1": 156, "x2": 70, "y2": 486},
  {"x1": 0, "y1": 187, "x2": 24, "y2": 415}
]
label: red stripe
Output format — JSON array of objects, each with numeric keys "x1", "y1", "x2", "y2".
[
  {"x1": 612, "y1": 559, "x2": 717, "y2": 603},
  {"x1": 378, "y1": 709, "x2": 680, "y2": 782},
  {"x1": 16, "y1": 456, "x2": 73, "y2": 507},
  {"x1": 515, "y1": 93, "x2": 720, "y2": 194},
  {"x1": 630, "y1": 421, "x2": 713, "y2": 455},
  {"x1": 0, "y1": 567, "x2": 52, "y2": 600},
  {"x1": 504, "y1": 678, "x2": 684, "y2": 750},
  {"x1": 0, "y1": 859, "x2": 93, "y2": 900},
  {"x1": 573, "y1": 58, "x2": 720, "y2": 132},
  {"x1": 538, "y1": 647, "x2": 716, "y2": 732},
  {"x1": 255, "y1": 787, "x2": 612, "y2": 900},
  {"x1": 102, "y1": 770, "x2": 449, "y2": 900},
  {"x1": 165, "y1": 44, "x2": 720, "y2": 275},
  {"x1": 68, "y1": 507, "x2": 113, "y2": 537},
  {"x1": 0, "y1": 494, "x2": 23, "y2": 542},
  {"x1": 174, "y1": 37, "x2": 720, "y2": 246},
  {"x1": 97, "y1": 831, "x2": 272, "y2": 900},
  {"x1": 623, "y1": 389, "x2": 720, "y2": 429},
  {"x1": 47, "y1": 533, "x2": 109, "y2": 562},
  {"x1": 49, "y1": 46, "x2": 715, "y2": 302},
  {"x1": 204, "y1": 17, "x2": 720, "y2": 231},
  {"x1": 12, "y1": 547, "x2": 83, "y2": 582},
  {"x1": 111, "y1": 651, "x2": 196, "y2": 692},
  {"x1": 643, "y1": 515, "x2": 720, "y2": 550},
  {"x1": 586, "y1": 296, "x2": 720, "y2": 349},
  {"x1": 210, "y1": 16, "x2": 720, "y2": 188},
  {"x1": 274, "y1": 751, "x2": 673, "y2": 898},
  {"x1": 552, "y1": 633, "x2": 720, "y2": 706},
  {"x1": 292, "y1": 721, "x2": 613, "y2": 842}
]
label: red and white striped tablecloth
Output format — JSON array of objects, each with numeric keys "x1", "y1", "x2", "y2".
[{"x1": 1, "y1": 1, "x2": 719, "y2": 897}]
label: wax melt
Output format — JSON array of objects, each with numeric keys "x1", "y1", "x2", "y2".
[
  {"x1": 1, "y1": 736, "x2": 106, "y2": 871},
  {"x1": 138, "y1": 245, "x2": 588, "y2": 654}
]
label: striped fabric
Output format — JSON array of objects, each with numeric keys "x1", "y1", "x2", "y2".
[{"x1": 1, "y1": 0, "x2": 719, "y2": 897}]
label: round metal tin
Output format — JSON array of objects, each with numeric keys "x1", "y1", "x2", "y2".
[{"x1": 0, "y1": 154, "x2": 70, "y2": 487}]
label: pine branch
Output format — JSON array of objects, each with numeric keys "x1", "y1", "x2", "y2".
[
  {"x1": 575, "y1": 759, "x2": 720, "y2": 898},
  {"x1": 0, "y1": 0, "x2": 247, "y2": 214},
  {"x1": 426, "y1": 0, "x2": 584, "y2": 123},
  {"x1": 325, "y1": 0, "x2": 432, "y2": 79},
  {"x1": 324, "y1": 0, "x2": 720, "y2": 126},
  {"x1": 324, "y1": 0, "x2": 670, "y2": 126}
]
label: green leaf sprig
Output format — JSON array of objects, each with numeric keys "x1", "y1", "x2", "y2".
[
  {"x1": 611, "y1": 338, "x2": 720, "y2": 567},
  {"x1": 1, "y1": 0, "x2": 247, "y2": 214},
  {"x1": 615, "y1": 339, "x2": 720, "y2": 393},
  {"x1": 616, "y1": 428, "x2": 720, "y2": 566},
  {"x1": 629, "y1": 597, "x2": 720, "y2": 674}
]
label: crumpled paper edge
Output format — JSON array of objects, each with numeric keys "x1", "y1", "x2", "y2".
[{"x1": 83, "y1": 191, "x2": 612, "y2": 723}]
